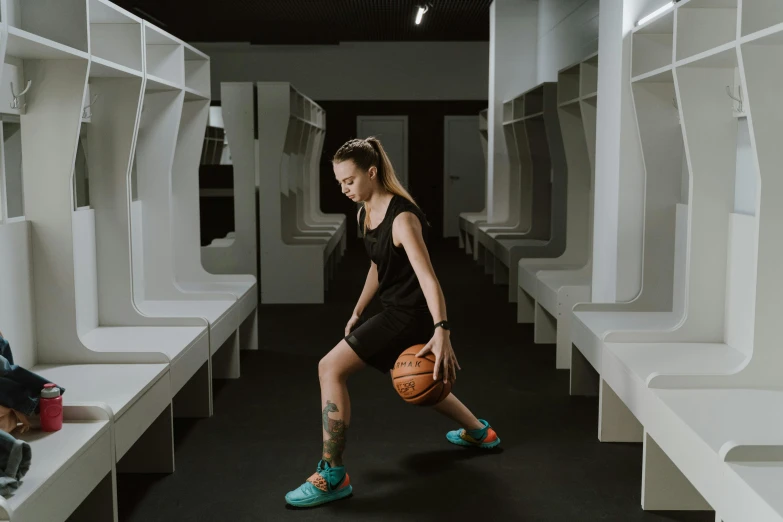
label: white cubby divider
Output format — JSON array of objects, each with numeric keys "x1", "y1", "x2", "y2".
[
  {"x1": 185, "y1": 45, "x2": 210, "y2": 95},
  {"x1": 88, "y1": 0, "x2": 143, "y2": 73},
  {"x1": 6, "y1": 0, "x2": 88, "y2": 54},
  {"x1": 255, "y1": 81, "x2": 345, "y2": 304},
  {"x1": 675, "y1": 0, "x2": 737, "y2": 62},
  {"x1": 608, "y1": 47, "x2": 740, "y2": 345},
  {"x1": 306, "y1": 107, "x2": 346, "y2": 233},
  {"x1": 632, "y1": 11, "x2": 673, "y2": 79},
  {"x1": 568, "y1": 68, "x2": 687, "y2": 397},
  {"x1": 580, "y1": 53, "x2": 598, "y2": 97},
  {"x1": 132, "y1": 86, "x2": 242, "y2": 381},
  {"x1": 201, "y1": 83, "x2": 258, "y2": 281},
  {"x1": 740, "y1": 0, "x2": 783, "y2": 38},
  {"x1": 170, "y1": 90, "x2": 258, "y2": 353},
  {"x1": 144, "y1": 23, "x2": 183, "y2": 87},
  {"x1": 474, "y1": 95, "x2": 528, "y2": 257},
  {"x1": 510, "y1": 57, "x2": 595, "y2": 294},
  {"x1": 458, "y1": 107, "x2": 488, "y2": 256},
  {"x1": 482, "y1": 95, "x2": 525, "y2": 238},
  {"x1": 514, "y1": 55, "x2": 597, "y2": 369},
  {"x1": 476, "y1": 82, "x2": 567, "y2": 291},
  {"x1": 557, "y1": 63, "x2": 580, "y2": 105}
]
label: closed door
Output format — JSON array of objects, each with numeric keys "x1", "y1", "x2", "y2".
[
  {"x1": 357, "y1": 116, "x2": 408, "y2": 189},
  {"x1": 444, "y1": 116, "x2": 485, "y2": 237}
]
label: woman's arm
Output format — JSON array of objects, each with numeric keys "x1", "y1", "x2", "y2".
[
  {"x1": 353, "y1": 262, "x2": 379, "y2": 318},
  {"x1": 345, "y1": 262, "x2": 379, "y2": 336},
  {"x1": 392, "y1": 212, "x2": 460, "y2": 382}
]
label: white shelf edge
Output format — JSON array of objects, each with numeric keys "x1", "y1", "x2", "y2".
[
  {"x1": 146, "y1": 74, "x2": 183, "y2": 92},
  {"x1": 581, "y1": 92, "x2": 598, "y2": 100},
  {"x1": 675, "y1": 41, "x2": 738, "y2": 68},
  {"x1": 631, "y1": 64, "x2": 675, "y2": 83},
  {"x1": 740, "y1": 22, "x2": 783, "y2": 45},
  {"x1": 676, "y1": 0, "x2": 737, "y2": 10},
  {"x1": 558, "y1": 96, "x2": 581, "y2": 106},
  {"x1": 6, "y1": 26, "x2": 89, "y2": 60},
  {"x1": 184, "y1": 86, "x2": 210, "y2": 100},
  {"x1": 633, "y1": 6, "x2": 675, "y2": 34},
  {"x1": 503, "y1": 116, "x2": 525, "y2": 125},
  {"x1": 183, "y1": 43, "x2": 209, "y2": 61},
  {"x1": 523, "y1": 111, "x2": 545, "y2": 120},
  {"x1": 143, "y1": 22, "x2": 183, "y2": 47},
  {"x1": 582, "y1": 51, "x2": 599, "y2": 63},
  {"x1": 90, "y1": 56, "x2": 143, "y2": 78},
  {"x1": 90, "y1": 0, "x2": 143, "y2": 24}
]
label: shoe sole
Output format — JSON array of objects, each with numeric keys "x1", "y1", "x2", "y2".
[
  {"x1": 285, "y1": 485, "x2": 353, "y2": 508},
  {"x1": 447, "y1": 435, "x2": 501, "y2": 449}
]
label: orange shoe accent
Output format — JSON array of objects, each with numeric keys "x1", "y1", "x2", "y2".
[
  {"x1": 483, "y1": 428, "x2": 498, "y2": 443},
  {"x1": 337, "y1": 473, "x2": 351, "y2": 490}
]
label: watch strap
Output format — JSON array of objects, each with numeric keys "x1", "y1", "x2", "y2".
[{"x1": 433, "y1": 320, "x2": 450, "y2": 331}]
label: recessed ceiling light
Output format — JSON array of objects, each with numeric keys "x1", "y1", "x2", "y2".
[{"x1": 415, "y1": 5, "x2": 429, "y2": 25}]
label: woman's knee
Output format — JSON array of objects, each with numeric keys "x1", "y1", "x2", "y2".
[
  {"x1": 319, "y1": 355, "x2": 347, "y2": 382},
  {"x1": 319, "y1": 341, "x2": 365, "y2": 381}
]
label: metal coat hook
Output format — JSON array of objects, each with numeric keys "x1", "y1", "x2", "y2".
[
  {"x1": 726, "y1": 85, "x2": 743, "y2": 113},
  {"x1": 82, "y1": 94, "x2": 99, "y2": 119},
  {"x1": 10, "y1": 80, "x2": 31, "y2": 111}
]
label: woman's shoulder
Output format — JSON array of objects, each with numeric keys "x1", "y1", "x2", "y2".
[
  {"x1": 391, "y1": 204, "x2": 428, "y2": 237},
  {"x1": 395, "y1": 197, "x2": 427, "y2": 224}
]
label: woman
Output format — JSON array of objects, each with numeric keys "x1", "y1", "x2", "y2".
[{"x1": 285, "y1": 137, "x2": 500, "y2": 508}]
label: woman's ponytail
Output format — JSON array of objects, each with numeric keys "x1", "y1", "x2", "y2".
[{"x1": 333, "y1": 136, "x2": 426, "y2": 235}]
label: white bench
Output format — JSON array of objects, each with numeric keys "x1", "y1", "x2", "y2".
[
  {"x1": 526, "y1": 267, "x2": 593, "y2": 369},
  {"x1": 459, "y1": 213, "x2": 487, "y2": 259},
  {"x1": 575, "y1": 212, "x2": 782, "y2": 519},
  {"x1": 0, "y1": 406, "x2": 115, "y2": 522},
  {"x1": 0, "y1": 220, "x2": 174, "y2": 518}
]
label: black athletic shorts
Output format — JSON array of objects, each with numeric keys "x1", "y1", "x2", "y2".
[{"x1": 344, "y1": 308, "x2": 434, "y2": 373}]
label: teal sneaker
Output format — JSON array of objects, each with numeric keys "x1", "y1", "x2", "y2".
[
  {"x1": 285, "y1": 460, "x2": 352, "y2": 508},
  {"x1": 446, "y1": 419, "x2": 501, "y2": 449}
]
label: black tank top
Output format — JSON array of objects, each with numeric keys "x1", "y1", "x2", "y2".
[{"x1": 360, "y1": 195, "x2": 430, "y2": 312}]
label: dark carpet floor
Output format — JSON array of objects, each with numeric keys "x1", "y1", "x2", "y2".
[{"x1": 117, "y1": 239, "x2": 714, "y2": 522}]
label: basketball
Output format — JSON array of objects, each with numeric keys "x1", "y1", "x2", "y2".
[{"x1": 391, "y1": 345, "x2": 453, "y2": 406}]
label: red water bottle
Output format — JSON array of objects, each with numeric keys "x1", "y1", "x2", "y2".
[{"x1": 40, "y1": 383, "x2": 63, "y2": 432}]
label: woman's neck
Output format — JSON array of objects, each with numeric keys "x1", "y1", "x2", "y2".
[{"x1": 366, "y1": 190, "x2": 393, "y2": 210}]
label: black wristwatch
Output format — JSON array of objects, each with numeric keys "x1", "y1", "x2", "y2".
[{"x1": 433, "y1": 320, "x2": 450, "y2": 331}]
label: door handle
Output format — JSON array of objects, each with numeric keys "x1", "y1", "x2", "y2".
[{"x1": 449, "y1": 175, "x2": 460, "y2": 180}]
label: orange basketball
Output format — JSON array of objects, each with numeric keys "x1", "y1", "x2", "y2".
[{"x1": 391, "y1": 345, "x2": 453, "y2": 406}]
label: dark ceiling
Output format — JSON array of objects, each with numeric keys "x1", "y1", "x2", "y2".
[{"x1": 112, "y1": 0, "x2": 492, "y2": 45}]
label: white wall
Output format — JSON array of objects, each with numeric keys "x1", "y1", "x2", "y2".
[
  {"x1": 486, "y1": 0, "x2": 539, "y2": 223},
  {"x1": 537, "y1": 0, "x2": 600, "y2": 83},
  {"x1": 194, "y1": 41, "x2": 489, "y2": 101}
]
